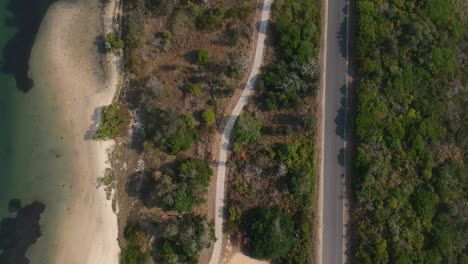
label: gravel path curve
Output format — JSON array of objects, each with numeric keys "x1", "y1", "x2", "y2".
[{"x1": 208, "y1": 1, "x2": 273, "y2": 263}]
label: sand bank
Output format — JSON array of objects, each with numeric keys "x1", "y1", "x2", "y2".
[{"x1": 26, "y1": 0, "x2": 120, "y2": 263}]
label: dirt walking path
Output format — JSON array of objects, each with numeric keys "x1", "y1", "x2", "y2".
[{"x1": 208, "y1": 0, "x2": 273, "y2": 263}]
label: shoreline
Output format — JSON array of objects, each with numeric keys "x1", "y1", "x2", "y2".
[{"x1": 25, "y1": 0, "x2": 121, "y2": 262}]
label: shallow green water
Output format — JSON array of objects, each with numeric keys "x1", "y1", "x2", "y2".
[{"x1": 0, "y1": 0, "x2": 75, "y2": 262}]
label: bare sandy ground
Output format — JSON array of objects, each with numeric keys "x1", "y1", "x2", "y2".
[
  {"x1": 26, "y1": 0, "x2": 120, "y2": 263},
  {"x1": 226, "y1": 253, "x2": 269, "y2": 264},
  {"x1": 220, "y1": 238, "x2": 269, "y2": 264}
]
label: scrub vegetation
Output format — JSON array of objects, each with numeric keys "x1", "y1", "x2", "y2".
[
  {"x1": 226, "y1": 0, "x2": 321, "y2": 262},
  {"x1": 353, "y1": 0, "x2": 467, "y2": 262},
  {"x1": 94, "y1": 103, "x2": 127, "y2": 140},
  {"x1": 115, "y1": 0, "x2": 257, "y2": 262}
]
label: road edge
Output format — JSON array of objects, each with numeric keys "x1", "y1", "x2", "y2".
[{"x1": 315, "y1": 0, "x2": 329, "y2": 261}]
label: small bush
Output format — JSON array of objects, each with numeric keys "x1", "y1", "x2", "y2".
[
  {"x1": 196, "y1": 49, "x2": 210, "y2": 65},
  {"x1": 201, "y1": 109, "x2": 216, "y2": 125},
  {"x1": 94, "y1": 103, "x2": 126, "y2": 140},
  {"x1": 196, "y1": 8, "x2": 225, "y2": 30},
  {"x1": 234, "y1": 113, "x2": 262, "y2": 147},
  {"x1": 102, "y1": 176, "x2": 112, "y2": 186},
  {"x1": 225, "y1": 6, "x2": 251, "y2": 20},
  {"x1": 184, "y1": 82, "x2": 203, "y2": 95},
  {"x1": 162, "y1": 30, "x2": 172, "y2": 39},
  {"x1": 227, "y1": 62, "x2": 242, "y2": 79},
  {"x1": 105, "y1": 32, "x2": 124, "y2": 53}
]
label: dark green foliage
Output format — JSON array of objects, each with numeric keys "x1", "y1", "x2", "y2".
[
  {"x1": 94, "y1": 103, "x2": 126, "y2": 140},
  {"x1": 144, "y1": 110, "x2": 195, "y2": 154},
  {"x1": 157, "y1": 215, "x2": 215, "y2": 263},
  {"x1": 147, "y1": 0, "x2": 178, "y2": 17},
  {"x1": 244, "y1": 207, "x2": 294, "y2": 259},
  {"x1": 353, "y1": 0, "x2": 467, "y2": 262},
  {"x1": 121, "y1": 245, "x2": 147, "y2": 264},
  {"x1": 273, "y1": 0, "x2": 320, "y2": 64},
  {"x1": 225, "y1": 6, "x2": 251, "y2": 20},
  {"x1": 121, "y1": 223, "x2": 150, "y2": 264},
  {"x1": 286, "y1": 168, "x2": 311, "y2": 197},
  {"x1": 196, "y1": 49, "x2": 210, "y2": 65},
  {"x1": 152, "y1": 159, "x2": 213, "y2": 212},
  {"x1": 258, "y1": 0, "x2": 320, "y2": 110},
  {"x1": 233, "y1": 113, "x2": 262, "y2": 147},
  {"x1": 196, "y1": 8, "x2": 225, "y2": 30}
]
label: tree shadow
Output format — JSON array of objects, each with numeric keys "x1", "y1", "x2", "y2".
[
  {"x1": 1, "y1": 0, "x2": 57, "y2": 93},
  {"x1": 337, "y1": 17, "x2": 347, "y2": 59},
  {"x1": 184, "y1": 50, "x2": 198, "y2": 65},
  {"x1": 93, "y1": 34, "x2": 107, "y2": 55},
  {"x1": 83, "y1": 106, "x2": 104, "y2": 140},
  {"x1": 334, "y1": 85, "x2": 347, "y2": 140},
  {"x1": 126, "y1": 171, "x2": 154, "y2": 207}
]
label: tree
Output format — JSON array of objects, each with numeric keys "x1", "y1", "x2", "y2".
[
  {"x1": 152, "y1": 159, "x2": 213, "y2": 212},
  {"x1": 244, "y1": 207, "x2": 294, "y2": 259},
  {"x1": 144, "y1": 110, "x2": 195, "y2": 154},
  {"x1": 157, "y1": 215, "x2": 215, "y2": 263}
]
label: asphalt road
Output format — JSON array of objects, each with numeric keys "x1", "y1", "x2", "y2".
[{"x1": 321, "y1": 0, "x2": 349, "y2": 262}]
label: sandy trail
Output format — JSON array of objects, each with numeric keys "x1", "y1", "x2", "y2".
[
  {"x1": 26, "y1": 0, "x2": 120, "y2": 263},
  {"x1": 209, "y1": 0, "x2": 273, "y2": 264}
]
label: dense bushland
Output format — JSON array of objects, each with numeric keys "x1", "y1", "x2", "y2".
[
  {"x1": 151, "y1": 158, "x2": 213, "y2": 212},
  {"x1": 227, "y1": 0, "x2": 321, "y2": 262},
  {"x1": 353, "y1": 0, "x2": 467, "y2": 262},
  {"x1": 258, "y1": 0, "x2": 320, "y2": 111}
]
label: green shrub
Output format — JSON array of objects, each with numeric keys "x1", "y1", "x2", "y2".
[
  {"x1": 234, "y1": 113, "x2": 262, "y2": 147},
  {"x1": 184, "y1": 82, "x2": 202, "y2": 95},
  {"x1": 105, "y1": 32, "x2": 124, "y2": 53},
  {"x1": 244, "y1": 207, "x2": 294, "y2": 259},
  {"x1": 153, "y1": 159, "x2": 213, "y2": 212},
  {"x1": 201, "y1": 109, "x2": 216, "y2": 125},
  {"x1": 157, "y1": 215, "x2": 215, "y2": 263},
  {"x1": 121, "y1": 245, "x2": 147, "y2": 264},
  {"x1": 144, "y1": 110, "x2": 195, "y2": 154},
  {"x1": 196, "y1": 8, "x2": 225, "y2": 30},
  {"x1": 196, "y1": 49, "x2": 210, "y2": 65},
  {"x1": 94, "y1": 103, "x2": 126, "y2": 140},
  {"x1": 162, "y1": 30, "x2": 172, "y2": 39},
  {"x1": 225, "y1": 6, "x2": 251, "y2": 20},
  {"x1": 102, "y1": 176, "x2": 112, "y2": 186}
]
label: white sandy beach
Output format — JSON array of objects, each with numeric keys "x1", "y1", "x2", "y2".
[{"x1": 26, "y1": 0, "x2": 120, "y2": 263}]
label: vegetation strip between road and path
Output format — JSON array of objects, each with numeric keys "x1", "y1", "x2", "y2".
[{"x1": 209, "y1": 0, "x2": 273, "y2": 263}]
